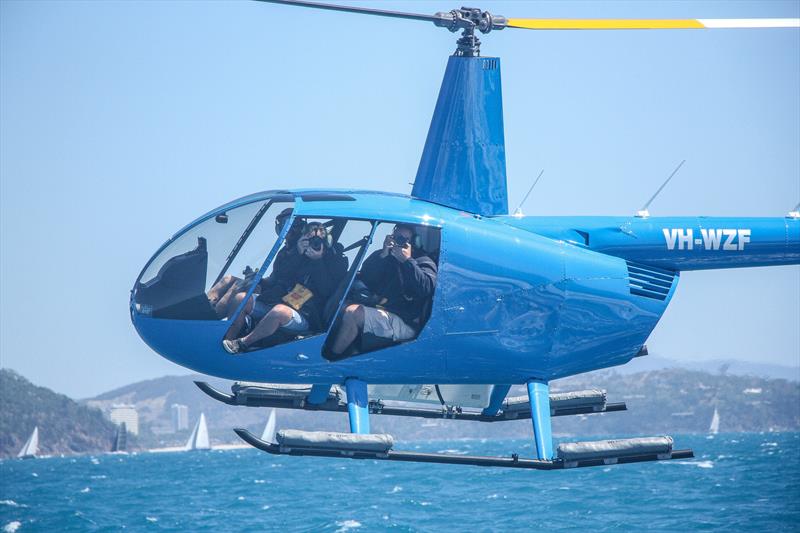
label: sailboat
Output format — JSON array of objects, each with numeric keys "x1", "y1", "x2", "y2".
[
  {"x1": 17, "y1": 427, "x2": 39, "y2": 459},
  {"x1": 261, "y1": 409, "x2": 276, "y2": 443},
  {"x1": 184, "y1": 413, "x2": 210, "y2": 451},
  {"x1": 708, "y1": 407, "x2": 720, "y2": 435}
]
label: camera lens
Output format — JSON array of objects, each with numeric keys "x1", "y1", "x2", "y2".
[
  {"x1": 393, "y1": 235, "x2": 409, "y2": 247},
  {"x1": 309, "y1": 236, "x2": 324, "y2": 251}
]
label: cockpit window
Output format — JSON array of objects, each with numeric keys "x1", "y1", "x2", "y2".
[
  {"x1": 133, "y1": 199, "x2": 292, "y2": 320},
  {"x1": 324, "y1": 222, "x2": 441, "y2": 360},
  {"x1": 220, "y1": 218, "x2": 374, "y2": 354}
]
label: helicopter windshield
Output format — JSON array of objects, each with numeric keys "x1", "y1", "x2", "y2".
[{"x1": 133, "y1": 198, "x2": 293, "y2": 320}]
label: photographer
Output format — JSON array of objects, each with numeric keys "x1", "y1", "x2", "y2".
[
  {"x1": 329, "y1": 223, "x2": 437, "y2": 357},
  {"x1": 223, "y1": 222, "x2": 347, "y2": 354},
  {"x1": 209, "y1": 208, "x2": 306, "y2": 321}
]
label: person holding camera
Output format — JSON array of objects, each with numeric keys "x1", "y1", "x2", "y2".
[
  {"x1": 329, "y1": 223, "x2": 437, "y2": 357},
  {"x1": 223, "y1": 222, "x2": 347, "y2": 354},
  {"x1": 209, "y1": 208, "x2": 307, "y2": 322}
]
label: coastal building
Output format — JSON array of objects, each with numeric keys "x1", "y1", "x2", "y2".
[
  {"x1": 171, "y1": 404, "x2": 189, "y2": 432},
  {"x1": 109, "y1": 404, "x2": 139, "y2": 435}
]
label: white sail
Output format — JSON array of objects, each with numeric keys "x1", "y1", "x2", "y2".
[
  {"x1": 709, "y1": 408, "x2": 720, "y2": 435},
  {"x1": 261, "y1": 409, "x2": 277, "y2": 443},
  {"x1": 17, "y1": 427, "x2": 39, "y2": 458},
  {"x1": 185, "y1": 413, "x2": 210, "y2": 451}
]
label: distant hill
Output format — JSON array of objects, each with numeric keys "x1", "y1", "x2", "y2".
[
  {"x1": 84, "y1": 366, "x2": 800, "y2": 447},
  {"x1": 0, "y1": 369, "x2": 119, "y2": 458},
  {"x1": 2, "y1": 365, "x2": 797, "y2": 459},
  {"x1": 548, "y1": 367, "x2": 799, "y2": 436},
  {"x1": 612, "y1": 355, "x2": 800, "y2": 382}
]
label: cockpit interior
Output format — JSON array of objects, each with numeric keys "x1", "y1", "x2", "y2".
[{"x1": 132, "y1": 196, "x2": 441, "y2": 359}]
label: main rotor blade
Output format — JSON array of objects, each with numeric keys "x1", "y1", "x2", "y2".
[
  {"x1": 254, "y1": 0, "x2": 439, "y2": 23},
  {"x1": 506, "y1": 18, "x2": 800, "y2": 30}
]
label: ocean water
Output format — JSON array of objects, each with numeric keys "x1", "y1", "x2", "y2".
[{"x1": 1, "y1": 433, "x2": 798, "y2": 532}]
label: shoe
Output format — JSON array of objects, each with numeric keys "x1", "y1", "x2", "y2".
[{"x1": 222, "y1": 339, "x2": 246, "y2": 355}]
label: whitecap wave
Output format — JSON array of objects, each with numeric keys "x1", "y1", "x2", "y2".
[
  {"x1": 335, "y1": 519, "x2": 362, "y2": 532},
  {"x1": 388, "y1": 486, "x2": 402, "y2": 494},
  {"x1": 0, "y1": 501, "x2": 21, "y2": 508},
  {"x1": 3, "y1": 521, "x2": 21, "y2": 533},
  {"x1": 79, "y1": 487, "x2": 91, "y2": 493},
  {"x1": 145, "y1": 516, "x2": 158, "y2": 523}
]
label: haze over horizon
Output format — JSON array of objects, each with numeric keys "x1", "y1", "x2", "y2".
[{"x1": 1, "y1": 0, "x2": 799, "y2": 398}]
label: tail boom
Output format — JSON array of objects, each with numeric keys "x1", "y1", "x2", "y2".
[{"x1": 499, "y1": 216, "x2": 800, "y2": 271}]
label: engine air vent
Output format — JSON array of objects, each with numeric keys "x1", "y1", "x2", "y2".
[{"x1": 626, "y1": 261, "x2": 675, "y2": 301}]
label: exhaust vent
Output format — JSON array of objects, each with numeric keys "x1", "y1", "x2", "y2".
[{"x1": 626, "y1": 261, "x2": 675, "y2": 301}]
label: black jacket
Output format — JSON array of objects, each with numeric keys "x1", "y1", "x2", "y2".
[
  {"x1": 358, "y1": 250, "x2": 437, "y2": 327},
  {"x1": 257, "y1": 246, "x2": 348, "y2": 331}
]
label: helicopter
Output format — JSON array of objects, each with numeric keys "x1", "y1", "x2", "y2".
[{"x1": 130, "y1": 0, "x2": 800, "y2": 470}]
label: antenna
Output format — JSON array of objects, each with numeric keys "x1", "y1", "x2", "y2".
[
  {"x1": 788, "y1": 201, "x2": 800, "y2": 219},
  {"x1": 635, "y1": 160, "x2": 686, "y2": 218},
  {"x1": 513, "y1": 169, "x2": 545, "y2": 217}
]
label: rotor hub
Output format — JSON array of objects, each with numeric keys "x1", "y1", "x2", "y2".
[{"x1": 433, "y1": 7, "x2": 508, "y2": 56}]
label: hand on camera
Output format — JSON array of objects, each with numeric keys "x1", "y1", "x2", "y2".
[
  {"x1": 305, "y1": 244, "x2": 324, "y2": 260},
  {"x1": 381, "y1": 234, "x2": 394, "y2": 258},
  {"x1": 390, "y1": 241, "x2": 411, "y2": 263}
]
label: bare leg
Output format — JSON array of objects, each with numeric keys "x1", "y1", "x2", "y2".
[
  {"x1": 217, "y1": 282, "x2": 255, "y2": 318},
  {"x1": 224, "y1": 292, "x2": 254, "y2": 340},
  {"x1": 208, "y1": 275, "x2": 238, "y2": 305},
  {"x1": 239, "y1": 304, "x2": 295, "y2": 346},
  {"x1": 330, "y1": 304, "x2": 365, "y2": 355}
]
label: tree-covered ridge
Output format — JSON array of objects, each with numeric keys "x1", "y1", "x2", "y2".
[{"x1": 0, "y1": 369, "x2": 118, "y2": 458}]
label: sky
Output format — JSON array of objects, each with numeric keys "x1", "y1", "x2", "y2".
[{"x1": 1, "y1": 0, "x2": 798, "y2": 398}]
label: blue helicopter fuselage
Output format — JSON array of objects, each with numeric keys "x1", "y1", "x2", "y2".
[{"x1": 130, "y1": 189, "x2": 800, "y2": 386}]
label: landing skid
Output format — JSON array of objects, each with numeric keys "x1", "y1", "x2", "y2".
[
  {"x1": 234, "y1": 428, "x2": 694, "y2": 470},
  {"x1": 194, "y1": 381, "x2": 627, "y2": 421}
]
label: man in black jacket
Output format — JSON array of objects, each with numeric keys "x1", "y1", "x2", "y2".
[
  {"x1": 223, "y1": 222, "x2": 347, "y2": 354},
  {"x1": 329, "y1": 224, "x2": 437, "y2": 357}
]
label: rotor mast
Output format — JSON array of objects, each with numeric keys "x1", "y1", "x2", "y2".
[{"x1": 431, "y1": 7, "x2": 507, "y2": 57}]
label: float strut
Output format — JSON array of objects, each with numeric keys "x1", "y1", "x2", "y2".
[
  {"x1": 527, "y1": 379, "x2": 554, "y2": 460},
  {"x1": 345, "y1": 378, "x2": 370, "y2": 434},
  {"x1": 307, "y1": 384, "x2": 331, "y2": 405},
  {"x1": 481, "y1": 384, "x2": 511, "y2": 416}
]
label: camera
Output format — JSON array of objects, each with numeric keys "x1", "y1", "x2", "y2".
[
  {"x1": 392, "y1": 235, "x2": 410, "y2": 248},
  {"x1": 308, "y1": 236, "x2": 324, "y2": 251}
]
